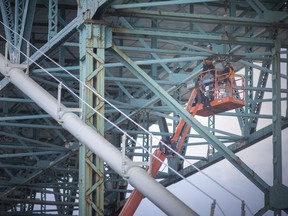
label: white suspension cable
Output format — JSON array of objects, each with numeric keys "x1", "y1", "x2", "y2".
[{"x1": 0, "y1": 20, "x2": 254, "y2": 215}]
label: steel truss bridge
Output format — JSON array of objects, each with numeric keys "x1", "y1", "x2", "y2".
[{"x1": 0, "y1": 0, "x2": 287, "y2": 215}]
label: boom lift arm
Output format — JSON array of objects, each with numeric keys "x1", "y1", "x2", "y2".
[{"x1": 119, "y1": 88, "x2": 201, "y2": 216}]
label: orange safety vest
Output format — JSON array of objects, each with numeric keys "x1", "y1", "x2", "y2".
[{"x1": 228, "y1": 67, "x2": 234, "y2": 77}]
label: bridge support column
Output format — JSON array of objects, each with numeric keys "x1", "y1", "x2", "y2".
[{"x1": 78, "y1": 21, "x2": 112, "y2": 216}]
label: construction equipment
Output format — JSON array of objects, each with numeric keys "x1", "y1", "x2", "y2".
[{"x1": 119, "y1": 67, "x2": 245, "y2": 215}]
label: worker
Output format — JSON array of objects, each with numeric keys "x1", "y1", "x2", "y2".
[
  {"x1": 220, "y1": 63, "x2": 235, "y2": 96},
  {"x1": 222, "y1": 63, "x2": 234, "y2": 84},
  {"x1": 202, "y1": 59, "x2": 215, "y2": 73},
  {"x1": 203, "y1": 44, "x2": 214, "y2": 73},
  {"x1": 201, "y1": 60, "x2": 215, "y2": 101},
  {"x1": 195, "y1": 83, "x2": 211, "y2": 107}
]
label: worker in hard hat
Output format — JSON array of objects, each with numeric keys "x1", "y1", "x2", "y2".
[{"x1": 202, "y1": 59, "x2": 215, "y2": 72}]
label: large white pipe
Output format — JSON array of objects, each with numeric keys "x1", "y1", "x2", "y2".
[{"x1": 0, "y1": 54, "x2": 198, "y2": 216}]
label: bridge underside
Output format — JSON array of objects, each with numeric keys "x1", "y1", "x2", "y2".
[{"x1": 0, "y1": 0, "x2": 287, "y2": 215}]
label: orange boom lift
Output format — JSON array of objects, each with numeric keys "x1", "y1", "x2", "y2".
[{"x1": 119, "y1": 67, "x2": 245, "y2": 216}]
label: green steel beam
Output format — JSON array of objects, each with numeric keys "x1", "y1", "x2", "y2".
[
  {"x1": 240, "y1": 58, "x2": 272, "y2": 74},
  {"x1": 112, "y1": 0, "x2": 224, "y2": 9},
  {"x1": 19, "y1": 0, "x2": 36, "y2": 63},
  {"x1": 0, "y1": 164, "x2": 78, "y2": 171},
  {"x1": 0, "y1": 122, "x2": 63, "y2": 129},
  {"x1": 140, "y1": 111, "x2": 150, "y2": 163},
  {"x1": 48, "y1": 0, "x2": 58, "y2": 41},
  {"x1": 0, "y1": 151, "x2": 61, "y2": 158},
  {"x1": 217, "y1": 112, "x2": 272, "y2": 119},
  {"x1": 0, "y1": 97, "x2": 33, "y2": 103},
  {"x1": 0, "y1": 131, "x2": 66, "y2": 149},
  {"x1": 0, "y1": 114, "x2": 50, "y2": 121},
  {"x1": 13, "y1": 0, "x2": 37, "y2": 63},
  {"x1": 112, "y1": 27, "x2": 277, "y2": 47},
  {"x1": 244, "y1": 86, "x2": 288, "y2": 93},
  {"x1": 0, "y1": 77, "x2": 10, "y2": 90},
  {"x1": 272, "y1": 41, "x2": 282, "y2": 186},
  {"x1": 93, "y1": 25, "x2": 106, "y2": 216},
  {"x1": 119, "y1": 129, "x2": 241, "y2": 141},
  {"x1": 118, "y1": 46, "x2": 211, "y2": 57},
  {"x1": 109, "y1": 8, "x2": 288, "y2": 28},
  {"x1": 0, "y1": 0, "x2": 15, "y2": 58},
  {"x1": 248, "y1": 58, "x2": 271, "y2": 133},
  {"x1": 107, "y1": 56, "x2": 206, "y2": 67},
  {"x1": 207, "y1": 115, "x2": 215, "y2": 156},
  {"x1": 0, "y1": 145, "x2": 66, "y2": 151}
]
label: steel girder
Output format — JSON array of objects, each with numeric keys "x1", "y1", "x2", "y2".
[{"x1": 0, "y1": 0, "x2": 36, "y2": 63}]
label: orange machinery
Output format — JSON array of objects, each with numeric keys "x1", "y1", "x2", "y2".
[{"x1": 119, "y1": 68, "x2": 245, "y2": 216}]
